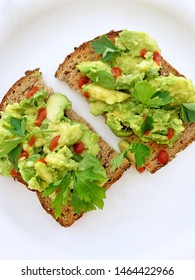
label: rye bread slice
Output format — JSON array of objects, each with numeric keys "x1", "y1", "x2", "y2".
[
  {"x1": 55, "y1": 30, "x2": 195, "y2": 173},
  {"x1": 0, "y1": 69, "x2": 130, "y2": 227}
]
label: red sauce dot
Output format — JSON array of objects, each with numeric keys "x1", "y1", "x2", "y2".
[
  {"x1": 157, "y1": 149, "x2": 169, "y2": 165},
  {"x1": 73, "y1": 141, "x2": 85, "y2": 154}
]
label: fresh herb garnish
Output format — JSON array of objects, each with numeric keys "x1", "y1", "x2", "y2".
[
  {"x1": 146, "y1": 91, "x2": 173, "y2": 108},
  {"x1": 141, "y1": 116, "x2": 154, "y2": 136},
  {"x1": 0, "y1": 117, "x2": 27, "y2": 169},
  {"x1": 134, "y1": 81, "x2": 156, "y2": 103},
  {"x1": 43, "y1": 155, "x2": 107, "y2": 218},
  {"x1": 133, "y1": 81, "x2": 173, "y2": 108},
  {"x1": 111, "y1": 142, "x2": 151, "y2": 171},
  {"x1": 181, "y1": 103, "x2": 195, "y2": 123},
  {"x1": 91, "y1": 35, "x2": 121, "y2": 62},
  {"x1": 0, "y1": 138, "x2": 23, "y2": 158},
  {"x1": 130, "y1": 143, "x2": 151, "y2": 168},
  {"x1": 71, "y1": 167, "x2": 106, "y2": 214},
  {"x1": 50, "y1": 173, "x2": 72, "y2": 218},
  {"x1": 8, "y1": 117, "x2": 26, "y2": 137},
  {"x1": 8, "y1": 144, "x2": 23, "y2": 170},
  {"x1": 110, "y1": 150, "x2": 127, "y2": 172}
]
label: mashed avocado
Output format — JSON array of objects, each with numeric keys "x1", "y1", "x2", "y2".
[{"x1": 77, "y1": 29, "x2": 195, "y2": 148}]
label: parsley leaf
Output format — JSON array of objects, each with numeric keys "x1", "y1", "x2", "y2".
[
  {"x1": 43, "y1": 155, "x2": 107, "y2": 218},
  {"x1": 133, "y1": 81, "x2": 156, "y2": 103},
  {"x1": 129, "y1": 143, "x2": 151, "y2": 168},
  {"x1": 71, "y1": 169, "x2": 106, "y2": 214},
  {"x1": 181, "y1": 103, "x2": 195, "y2": 123},
  {"x1": 42, "y1": 177, "x2": 64, "y2": 197},
  {"x1": 134, "y1": 81, "x2": 173, "y2": 108},
  {"x1": 0, "y1": 138, "x2": 23, "y2": 158},
  {"x1": 43, "y1": 174, "x2": 72, "y2": 218},
  {"x1": 8, "y1": 143, "x2": 23, "y2": 170},
  {"x1": 8, "y1": 117, "x2": 26, "y2": 137},
  {"x1": 111, "y1": 142, "x2": 151, "y2": 170},
  {"x1": 91, "y1": 35, "x2": 121, "y2": 62},
  {"x1": 110, "y1": 150, "x2": 127, "y2": 172},
  {"x1": 51, "y1": 174, "x2": 71, "y2": 218},
  {"x1": 0, "y1": 117, "x2": 27, "y2": 168},
  {"x1": 146, "y1": 91, "x2": 173, "y2": 108},
  {"x1": 141, "y1": 116, "x2": 154, "y2": 135},
  {"x1": 78, "y1": 154, "x2": 107, "y2": 180}
]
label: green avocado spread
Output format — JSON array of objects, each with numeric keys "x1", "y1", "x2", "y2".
[
  {"x1": 77, "y1": 30, "x2": 195, "y2": 166},
  {"x1": 0, "y1": 90, "x2": 107, "y2": 217}
]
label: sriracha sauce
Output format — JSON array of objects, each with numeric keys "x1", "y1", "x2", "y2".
[
  {"x1": 73, "y1": 141, "x2": 85, "y2": 154},
  {"x1": 157, "y1": 150, "x2": 169, "y2": 165},
  {"x1": 112, "y1": 67, "x2": 122, "y2": 79},
  {"x1": 35, "y1": 108, "x2": 47, "y2": 127},
  {"x1": 28, "y1": 135, "x2": 36, "y2": 146},
  {"x1": 153, "y1": 51, "x2": 161, "y2": 66},
  {"x1": 26, "y1": 86, "x2": 38, "y2": 99},
  {"x1": 78, "y1": 76, "x2": 89, "y2": 89},
  {"x1": 84, "y1": 92, "x2": 90, "y2": 99},
  {"x1": 167, "y1": 128, "x2": 174, "y2": 140},
  {"x1": 140, "y1": 48, "x2": 148, "y2": 58},
  {"x1": 50, "y1": 135, "x2": 60, "y2": 151}
]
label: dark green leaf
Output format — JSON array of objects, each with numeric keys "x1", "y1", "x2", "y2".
[
  {"x1": 130, "y1": 143, "x2": 151, "y2": 167},
  {"x1": 187, "y1": 110, "x2": 195, "y2": 122},
  {"x1": 91, "y1": 35, "x2": 121, "y2": 62},
  {"x1": 141, "y1": 116, "x2": 154, "y2": 135},
  {"x1": 181, "y1": 103, "x2": 195, "y2": 123},
  {"x1": 0, "y1": 137, "x2": 23, "y2": 158},
  {"x1": 181, "y1": 105, "x2": 189, "y2": 122},
  {"x1": 51, "y1": 173, "x2": 71, "y2": 218},
  {"x1": 42, "y1": 155, "x2": 107, "y2": 217},
  {"x1": 71, "y1": 170, "x2": 106, "y2": 214},
  {"x1": 54, "y1": 195, "x2": 63, "y2": 219},
  {"x1": 110, "y1": 150, "x2": 127, "y2": 172},
  {"x1": 78, "y1": 167, "x2": 106, "y2": 182},
  {"x1": 43, "y1": 173, "x2": 71, "y2": 219},
  {"x1": 146, "y1": 91, "x2": 173, "y2": 108},
  {"x1": 182, "y1": 103, "x2": 195, "y2": 111},
  {"x1": 8, "y1": 144, "x2": 23, "y2": 170},
  {"x1": 42, "y1": 179, "x2": 63, "y2": 197},
  {"x1": 133, "y1": 81, "x2": 156, "y2": 104},
  {"x1": 78, "y1": 154, "x2": 107, "y2": 180},
  {"x1": 71, "y1": 191, "x2": 96, "y2": 214},
  {"x1": 8, "y1": 117, "x2": 26, "y2": 137},
  {"x1": 111, "y1": 142, "x2": 151, "y2": 170}
]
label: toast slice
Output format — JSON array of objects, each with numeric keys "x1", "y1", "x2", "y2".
[
  {"x1": 0, "y1": 69, "x2": 130, "y2": 227},
  {"x1": 55, "y1": 30, "x2": 195, "y2": 173}
]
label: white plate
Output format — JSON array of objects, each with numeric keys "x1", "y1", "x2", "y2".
[{"x1": 0, "y1": 0, "x2": 195, "y2": 260}]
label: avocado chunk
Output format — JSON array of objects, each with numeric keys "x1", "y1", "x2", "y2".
[
  {"x1": 34, "y1": 161, "x2": 53, "y2": 184},
  {"x1": 115, "y1": 73, "x2": 145, "y2": 90},
  {"x1": 77, "y1": 61, "x2": 115, "y2": 89},
  {"x1": 115, "y1": 30, "x2": 161, "y2": 56},
  {"x1": 90, "y1": 101, "x2": 110, "y2": 116},
  {"x1": 150, "y1": 74, "x2": 195, "y2": 105},
  {"x1": 106, "y1": 112, "x2": 133, "y2": 137},
  {"x1": 82, "y1": 83, "x2": 130, "y2": 105},
  {"x1": 46, "y1": 93, "x2": 71, "y2": 123}
]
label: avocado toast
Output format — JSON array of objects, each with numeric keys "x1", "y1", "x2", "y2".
[
  {"x1": 55, "y1": 30, "x2": 195, "y2": 173},
  {"x1": 0, "y1": 69, "x2": 130, "y2": 227}
]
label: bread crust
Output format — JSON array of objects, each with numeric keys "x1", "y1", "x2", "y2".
[
  {"x1": 55, "y1": 30, "x2": 195, "y2": 173},
  {"x1": 0, "y1": 69, "x2": 130, "y2": 227}
]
